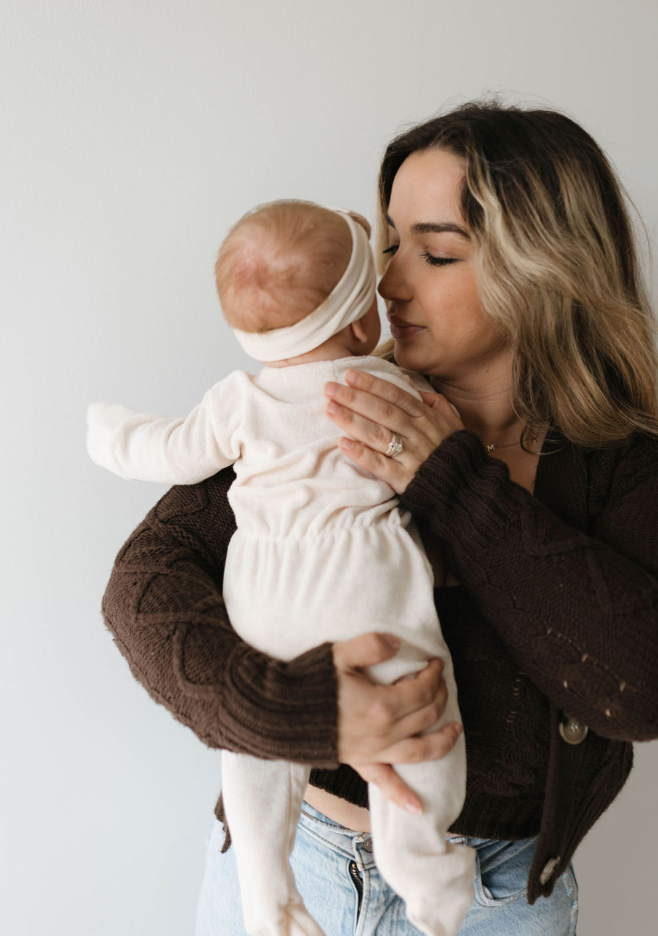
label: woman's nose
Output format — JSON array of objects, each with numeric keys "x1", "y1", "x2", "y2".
[{"x1": 378, "y1": 259, "x2": 413, "y2": 303}]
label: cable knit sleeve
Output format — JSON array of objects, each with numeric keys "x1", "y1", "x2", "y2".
[
  {"x1": 101, "y1": 465, "x2": 339, "y2": 766},
  {"x1": 400, "y1": 430, "x2": 658, "y2": 742}
]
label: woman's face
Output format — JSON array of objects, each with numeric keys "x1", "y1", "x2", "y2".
[{"x1": 378, "y1": 147, "x2": 509, "y2": 383}]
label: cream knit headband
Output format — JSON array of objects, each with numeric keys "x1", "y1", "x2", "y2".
[{"x1": 232, "y1": 209, "x2": 376, "y2": 363}]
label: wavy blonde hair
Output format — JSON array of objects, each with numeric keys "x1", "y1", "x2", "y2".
[{"x1": 376, "y1": 99, "x2": 658, "y2": 447}]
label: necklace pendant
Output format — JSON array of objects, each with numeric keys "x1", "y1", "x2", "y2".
[{"x1": 486, "y1": 443, "x2": 496, "y2": 452}]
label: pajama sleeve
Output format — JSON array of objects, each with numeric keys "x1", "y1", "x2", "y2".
[{"x1": 86, "y1": 371, "x2": 247, "y2": 485}]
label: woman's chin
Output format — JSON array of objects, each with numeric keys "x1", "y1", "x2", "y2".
[{"x1": 393, "y1": 340, "x2": 434, "y2": 374}]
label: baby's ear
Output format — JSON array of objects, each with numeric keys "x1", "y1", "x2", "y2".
[{"x1": 345, "y1": 210, "x2": 371, "y2": 240}]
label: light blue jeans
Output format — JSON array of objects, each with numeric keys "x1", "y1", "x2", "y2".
[{"x1": 196, "y1": 801, "x2": 578, "y2": 935}]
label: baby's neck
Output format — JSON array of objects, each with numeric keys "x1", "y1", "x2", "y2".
[{"x1": 265, "y1": 344, "x2": 364, "y2": 369}]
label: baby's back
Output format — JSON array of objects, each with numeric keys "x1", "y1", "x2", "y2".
[
  {"x1": 229, "y1": 356, "x2": 426, "y2": 538},
  {"x1": 224, "y1": 357, "x2": 442, "y2": 668}
]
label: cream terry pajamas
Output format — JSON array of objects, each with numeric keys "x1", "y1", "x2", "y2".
[{"x1": 87, "y1": 354, "x2": 475, "y2": 936}]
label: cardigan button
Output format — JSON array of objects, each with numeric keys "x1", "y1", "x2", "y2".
[
  {"x1": 539, "y1": 856, "x2": 561, "y2": 885},
  {"x1": 559, "y1": 715, "x2": 589, "y2": 745}
]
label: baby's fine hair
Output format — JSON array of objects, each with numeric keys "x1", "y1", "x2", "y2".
[{"x1": 215, "y1": 200, "x2": 353, "y2": 334}]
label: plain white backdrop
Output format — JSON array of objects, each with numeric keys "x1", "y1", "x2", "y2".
[{"x1": 2, "y1": 2, "x2": 657, "y2": 934}]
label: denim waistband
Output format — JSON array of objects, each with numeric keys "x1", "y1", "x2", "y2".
[{"x1": 299, "y1": 800, "x2": 471, "y2": 864}]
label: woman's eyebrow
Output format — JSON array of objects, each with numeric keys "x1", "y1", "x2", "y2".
[
  {"x1": 384, "y1": 214, "x2": 470, "y2": 240},
  {"x1": 411, "y1": 221, "x2": 470, "y2": 240}
]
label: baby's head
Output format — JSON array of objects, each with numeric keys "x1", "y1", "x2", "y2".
[{"x1": 214, "y1": 200, "x2": 379, "y2": 362}]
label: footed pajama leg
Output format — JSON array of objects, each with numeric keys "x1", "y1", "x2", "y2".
[{"x1": 220, "y1": 751, "x2": 325, "y2": 936}]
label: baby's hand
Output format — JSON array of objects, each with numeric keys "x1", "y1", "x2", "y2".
[
  {"x1": 86, "y1": 402, "x2": 141, "y2": 476},
  {"x1": 87, "y1": 402, "x2": 138, "y2": 430}
]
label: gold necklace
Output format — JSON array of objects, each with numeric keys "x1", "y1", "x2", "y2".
[
  {"x1": 485, "y1": 439, "x2": 520, "y2": 453},
  {"x1": 485, "y1": 435, "x2": 538, "y2": 453}
]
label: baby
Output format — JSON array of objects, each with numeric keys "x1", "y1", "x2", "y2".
[{"x1": 87, "y1": 200, "x2": 475, "y2": 936}]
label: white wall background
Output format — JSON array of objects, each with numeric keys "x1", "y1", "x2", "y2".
[{"x1": 2, "y1": 2, "x2": 657, "y2": 934}]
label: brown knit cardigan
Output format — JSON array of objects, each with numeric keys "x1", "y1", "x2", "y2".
[{"x1": 101, "y1": 429, "x2": 658, "y2": 904}]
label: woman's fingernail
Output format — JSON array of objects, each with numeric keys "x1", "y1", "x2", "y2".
[
  {"x1": 345, "y1": 370, "x2": 358, "y2": 383},
  {"x1": 453, "y1": 724, "x2": 463, "y2": 738},
  {"x1": 340, "y1": 438, "x2": 353, "y2": 450},
  {"x1": 325, "y1": 401, "x2": 340, "y2": 414},
  {"x1": 324, "y1": 382, "x2": 338, "y2": 397},
  {"x1": 405, "y1": 800, "x2": 422, "y2": 816},
  {"x1": 387, "y1": 636, "x2": 400, "y2": 649}
]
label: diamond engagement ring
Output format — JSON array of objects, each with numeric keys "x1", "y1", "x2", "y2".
[{"x1": 385, "y1": 434, "x2": 404, "y2": 458}]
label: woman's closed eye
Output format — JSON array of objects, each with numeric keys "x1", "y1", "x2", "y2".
[
  {"x1": 421, "y1": 252, "x2": 458, "y2": 267},
  {"x1": 382, "y1": 244, "x2": 458, "y2": 267}
]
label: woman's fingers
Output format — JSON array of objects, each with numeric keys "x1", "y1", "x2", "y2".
[
  {"x1": 324, "y1": 376, "x2": 434, "y2": 444},
  {"x1": 332, "y1": 631, "x2": 402, "y2": 672},
  {"x1": 322, "y1": 374, "x2": 464, "y2": 494},
  {"x1": 333, "y1": 637, "x2": 446, "y2": 728},
  {"x1": 324, "y1": 370, "x2": 462, "y2": 437},
  {"x1": 325, "y1": 372, "x2": 425, "y2": 421},
  {"x1": 355, "y1": 722, "x2": 464, "y2": 814},
  {"x1": 333, "y1": 633, "x2": 460, "y2": 795},
  {"x1": 324, "y1": 399, "x2": 413, "y2": 455},
  {"x1": 333, "y1": 632, "x2": 410, "y2": 764},
  {"x1": 344, "y1": 368, "x2": 427, "y2": 413},
  {"x1": 386, "y1": 658, "x2": 446, "y2": 722},
  {"x1": 355, "y1": 763, "x2": 424, "y2": 815},
  {"x1": 379, "y1": 722, "x2": 463, "y2": 767},
  {"x1": 387, "y1": 673, "x2": 449, "y2": 741},
  {"x1": 334, "y1": 637, "x2": 454, "y2": 761},
  {"x1": 417, "y1": 389, "x2": 459, "y2": 416}
]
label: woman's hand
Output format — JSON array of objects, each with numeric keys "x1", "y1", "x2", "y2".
[
  {"x1": 323, "y1": 369, "x2": 464, "y2": 494},
  {"x1": 332, "y1": 632, "x2": 463, "y2": 815}
]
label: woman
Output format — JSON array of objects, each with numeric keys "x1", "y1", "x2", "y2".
[{"x1": 101, "y1": 100, "x2": 658, "y2": 935}]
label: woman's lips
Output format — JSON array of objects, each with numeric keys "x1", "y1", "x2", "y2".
[{"x1": 388, "y1": 315, "x2": 425, "y2": 339}]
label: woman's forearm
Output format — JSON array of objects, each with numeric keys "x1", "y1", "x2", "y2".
[
  {"x1": 400, "y1": 430, "x2": 658, "y2": 742},
  {"x1": 101, "y1": 467, "x2": 339, "y2": 765}
]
